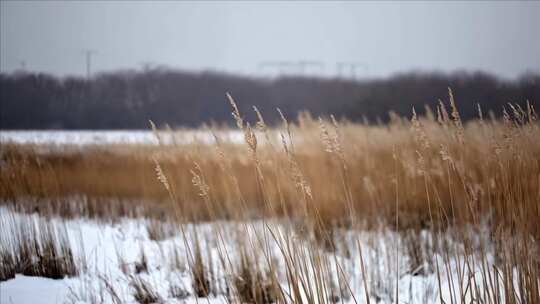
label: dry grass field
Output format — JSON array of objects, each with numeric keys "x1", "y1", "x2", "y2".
[{"x1": 1, "y1": 90, "x2": 539, "y2": 303}]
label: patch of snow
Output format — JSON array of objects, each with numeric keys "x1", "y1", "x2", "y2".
[
  {"x1": 0, "y1": 208, "x2": 515, "y2": 304},
  {"x1": 0, "y1": 130, "x2": 246, "y2": 146},
  {"x1": 0, "y1": 275, "x2": 72, "y2": 304}
]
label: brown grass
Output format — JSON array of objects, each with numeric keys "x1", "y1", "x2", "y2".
[
  {"x1": 2, "y1": 100, "x2": 539, "y2": 233},
  {"x1": 0, "y1": 211, "x2": 80, "y2": 281},
  {"x1": 1, "y1": 90, "x2": 539, "y2": 302},
  {"x1": 130, "y1": 276, "x2": 162, "y2": 304}
]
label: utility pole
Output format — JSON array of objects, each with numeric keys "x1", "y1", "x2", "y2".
[{"x1": 83, "y1": 49, "x2": 97, "y2": 79}]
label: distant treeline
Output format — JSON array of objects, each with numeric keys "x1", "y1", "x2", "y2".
[{"x1": 1, "y1": 69, "x2": 539, "y2": 129}]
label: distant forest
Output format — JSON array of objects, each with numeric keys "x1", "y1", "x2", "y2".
[{"x1": 1, "y1": 69, "x2": 539, "y2": 129}]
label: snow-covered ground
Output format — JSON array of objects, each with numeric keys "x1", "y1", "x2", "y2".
[
  {"x1": 0, "y1": 208, "x2": 509, "y2": 304},
  {"x1": 0, "y1": 130, "x2": 246, "y2": 146}
]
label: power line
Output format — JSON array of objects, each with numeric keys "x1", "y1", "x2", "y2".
[
  {"x1": 336, "y1": 62, "x2": 369, "y2": 79},
  {"x1": 258, "y1": 60, "x2": 324, "y2": 76}
]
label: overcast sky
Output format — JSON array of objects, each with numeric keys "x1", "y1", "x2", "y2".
[{"x1": 1, "y1": 1, "x2": 539, "y2": 79}]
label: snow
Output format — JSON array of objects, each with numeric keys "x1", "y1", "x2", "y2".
[
  {"x1": 0, "y1": 275, "x2": 72, "y2": 304},
  {"x1": 0, "y1": 208, "x2": 514, "y2": 304},
  {"x1": 0, "y1": 130, "x2": 246, "y2": 146},
  {"x1": 0, "y1": 210, "x2": 228, "y2": 303}
]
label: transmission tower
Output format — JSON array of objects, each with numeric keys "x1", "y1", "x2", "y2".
[
  {"x1": 336, "y1": 62, "x2": 368, "y2": 79},
  {"x1": 83, "y1": 49, "x2": 98, "y2": 79}
]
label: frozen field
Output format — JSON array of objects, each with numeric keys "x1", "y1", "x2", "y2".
[
  {"x1": 0, "y1": 207, "x2": 510, "y2": 304},
  {"x1": 0, "y1": 130, "x2": 246, "y2": 146},
  {"x1": 1, "y1": 113, "x2": 537, "y2": 303}
]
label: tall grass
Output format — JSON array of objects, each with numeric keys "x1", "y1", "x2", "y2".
[
  {"x1": 0, "y1": 209, "x2": 80, "y2": 281},
  {"x1": 0, "y1": 90, "x2": 539, "y2": 303}
]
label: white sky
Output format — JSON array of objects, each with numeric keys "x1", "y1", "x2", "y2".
[{"x1": 1, "y1": 1, "x2": 539, "y2": 78}]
